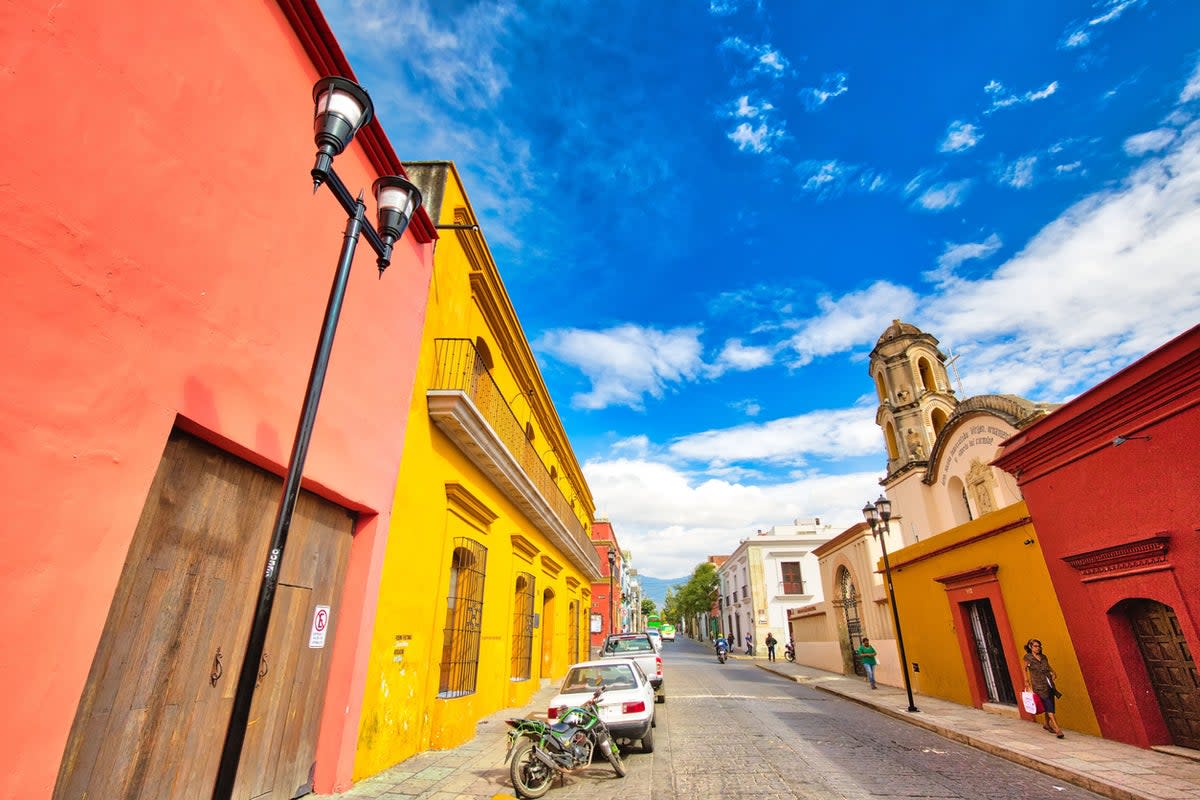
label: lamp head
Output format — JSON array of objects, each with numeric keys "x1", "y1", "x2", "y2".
[
  {"x1": 874, "y1": 495, "x2": 892, "y2": 522},
  {"x1": 311, "y1": 77, "x2": 374, "y2": 189},
  {"x1": 862, "y1": 502, "x2": 878, "y2": 526},
  {"x1": 371, "y1": 176, "x2": 423, "y2": 273},
  {"x1": 607, "y1": 549, "x2": 616, "y2": 566}
]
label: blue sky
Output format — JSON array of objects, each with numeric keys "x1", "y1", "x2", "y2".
[{"x1": 320, "y1": 0, "x2": 1200, "y2": 578}]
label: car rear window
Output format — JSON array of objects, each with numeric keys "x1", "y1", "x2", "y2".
[
  {"x1": 562, "y1": 665, "x2": 636, "y2": 691},
  {"x1": 605, "y1": 637, "x2": 652, "y2": 653}
]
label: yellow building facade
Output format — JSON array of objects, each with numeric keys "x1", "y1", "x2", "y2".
[
  {"x1": 353, "y1": 162, "x2": 602, "y2": 779},
  {"x1": 886, "y1": 501, "x2": 1100, "y2": 735}
]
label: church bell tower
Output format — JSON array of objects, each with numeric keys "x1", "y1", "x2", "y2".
[{"x1": 868, "y1": 320, "x2": 958, "y2": 480}]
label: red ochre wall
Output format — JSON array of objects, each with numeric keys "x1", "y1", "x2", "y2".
[
  {"x1": 996, "y1": 326, "x2": 1200, "y2": 748},
  {"x1": 0, "y1": 1, "x2": 432, "y2": 795}
]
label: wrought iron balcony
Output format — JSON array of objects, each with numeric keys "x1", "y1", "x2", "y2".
[{"x1": 427, "y1": 338, "x2": 601, "y2": 581}]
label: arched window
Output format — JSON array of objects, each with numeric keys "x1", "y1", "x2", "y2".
[
  {"x1": 947, "y1": 475, "x2": 972, "y2": 525},
  {"x1": 474, "y1": 337, "x2": 494, "y2": 370},
  {"x1": 525, "y1": 421, "x2": 535, "y2": 442},
  {"x1": 511, "y1": 573, "x2": 535, "y2": 680},
  {"x1": 439, "y1": 538, "x2": 488, "y2": 697},
  {"x1": 874, "y1": 372, "x2": 887, "y2": 403},
  {"x1": 931, "y1": 407, "x2": 949, "y2": 437},
  {"x1": 917, "y1": 356, "x2": 937, "y2": 393},
  {"x1": 884, "y1": 421, "x2": 899, "y2": 460},
  {"x1": 549, "y1": 465, "x2": 558, "y2": 481}
]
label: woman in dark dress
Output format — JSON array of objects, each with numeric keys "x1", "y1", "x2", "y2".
[{"x1": 1022, "y1": 638, "x2": 1064, "y2": 738}]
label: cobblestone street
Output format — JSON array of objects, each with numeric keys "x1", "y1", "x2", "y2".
[{"x1": 321, "y1": 637, "x2": 1152, "y2": 800}]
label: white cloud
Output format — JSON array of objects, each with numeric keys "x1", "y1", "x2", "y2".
[
  {"x1": 984, "y1": 80, "x2": 1059, "y2": 114},
  {"x1": 584, "y1": 457, "x2": 882, "y2": 576},
  {"x1": 926, "y1": 120, "x2": 1200, "y2": 398},
  {"x1": 730, "y1": 399, "x2": 762, "y2": 417},
  {"x1": 536, "y1": 324, "x2": 705, "y2": 410},
  {"x1": 1056, "y1": 161, "x2": 1084, "y2": 174},
  {"x1": 799, "y1": 72, "x2": 849, "y2": 110},
  {"x1": 940, "y1": 121, "x2": 982, "y2": 153},
  {"x1": 728, "y1": 121, "x2": 785, "y2": 154},
  {"x1": 730, "y1": 94, "x2": 773, "y2": 118},
  {"x1": 1182, "y1": 59, "x2": 1200, "y2": 103},
  {"x1": 1123, "y1": 128, "x2": 1178, "y2": 156},
  {"x1": 998, "y1": 155, "x2": 1038, "y2": 188},
  {"x1": 796, "y1": 160, "x2": 888, "y2": 198},
  {"x1": 916, "y1": 179, "x2": 972, "y2": 210},
  {"x1": 1060, "y1": 0, "x2": 1143, "y2": 50},
  {"x1": 721, "y1": 37, "x2": 790, "y2": 78},
  {"x1": 925, "y1": 234, "x2": 1003, "y2": 287},
  {"x1": 669, "y1": 405, "x2": 880, "y2": 465},
  {"x1": 785, "y1": 281, "x2": 920, "y2": 367},
  {"x1": 711, "y1": 339, "x2": 775, "y2": 374}
]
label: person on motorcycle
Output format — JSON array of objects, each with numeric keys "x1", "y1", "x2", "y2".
[{"x1": 714, "y1": 635, "x2": 728, "y2": 653}]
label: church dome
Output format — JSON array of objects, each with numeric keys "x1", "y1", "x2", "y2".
[{"x1": 875, "y1": 319, "x2": 925, "y2": 346}]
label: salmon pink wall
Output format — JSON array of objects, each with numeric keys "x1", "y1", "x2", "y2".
[{"x1": 0, "y1": 1, "x2": 432, "y2": 795}]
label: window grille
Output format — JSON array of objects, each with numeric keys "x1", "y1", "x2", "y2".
[
  {"x1": 781, "y1": 561, "x2": 805, "y2": 594},
  {"x1": 741, "y1": 585, "x2": 748, "y2": 599},
  {"x1": 511, "y1": 572, "x2": 535, "y2": 681},
  {"x1": 438, "y1": 537, "x2": 488, "y2": 697}
]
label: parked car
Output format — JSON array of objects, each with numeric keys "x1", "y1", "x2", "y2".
[
  {"x1": 646, "y1": 629, "x2": 663, "y2": 651},
  {"x1": 598, "y1": 633, "x2": 664, "y2": 702},
  {"x1": 548, "y1": 658, "x2": 657, "y2": 752}
]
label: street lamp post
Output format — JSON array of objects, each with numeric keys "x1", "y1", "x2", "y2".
[
  {"x1": 863, "y1": 495, "x2": 920, "y2": 713},
  {"x1": 211, "y1": 76, "x2": 423, "y2": 800},
  {"x1": 607, "y1": 549, "x2": 617, "y2": 636}
]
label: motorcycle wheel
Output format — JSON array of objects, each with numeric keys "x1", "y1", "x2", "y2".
[
  {"x1": 599, "y1": 735, "x2": 627, "y2": 778},
  {"x1": 718, "y1": 655, "x2": 725, "y2": 664},
  {"x1": 509, "y1": 738, "x2": 554, "y2": 799}
]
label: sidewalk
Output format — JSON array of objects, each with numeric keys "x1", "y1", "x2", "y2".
[{"x1": 749, "y1": 656, "x2": 1200, "y2": 800}]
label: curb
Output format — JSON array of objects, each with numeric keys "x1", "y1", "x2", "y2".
[{"x1": 755, "y1": 664, "x2": 1148, "y2": 800}]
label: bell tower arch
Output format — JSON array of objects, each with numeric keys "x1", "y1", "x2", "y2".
[{"x1": 869, "y1": 320, "x2": 958, "y2": 480}]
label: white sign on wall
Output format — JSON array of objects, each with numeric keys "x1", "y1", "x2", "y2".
[{"x1": 308, "y1": 605, "x2": 331, "y2": 648}]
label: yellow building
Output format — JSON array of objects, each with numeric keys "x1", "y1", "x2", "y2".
[
  {"x1": 353, "y1": 162, "x2": 602, "y2": 779},
  {"x1": 886, "y1": 502, "x2": 1099, "y2": 735}
]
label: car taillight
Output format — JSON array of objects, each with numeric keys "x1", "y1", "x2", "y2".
[
  {"x1": 656, "y1": 656, "x2": 663, "y2": 677},
  {"x1": 622, "y1": 701, "x2": 646, "y2": 714}
]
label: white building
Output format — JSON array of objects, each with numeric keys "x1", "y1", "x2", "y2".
[{"x1": 717, "y1": 520, "x2": 837, "y2": 653}]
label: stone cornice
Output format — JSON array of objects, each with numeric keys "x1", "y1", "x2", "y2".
[{"x1": 1062, "y1": 534, "x2": 1172, "y2": 583}]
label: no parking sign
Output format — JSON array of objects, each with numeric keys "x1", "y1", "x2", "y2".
[{"x1": 309, "y1": 605, "x2": 331, "y2": 648}]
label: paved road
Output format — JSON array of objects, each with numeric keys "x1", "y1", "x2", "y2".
[{"x1": 546, "y1": 636, "x2": 1107, "y2": 800}]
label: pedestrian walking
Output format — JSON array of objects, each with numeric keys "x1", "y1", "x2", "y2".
[
  {"x1": 1022, "y1": 638, "x2": 1065, "y2": 738},
  {"x1": 744, "y1": 632, "x2": 754, "y2": 656},
  {"x1": 765, "y1": 632, "x2": 778, "y2": 662},
  {"x1": 857, "y1": 638, "x2": 878, "y2": 688}
]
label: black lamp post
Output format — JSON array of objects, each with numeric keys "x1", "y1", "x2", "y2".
[
  {"x1": 607, "y1": 549, "x2": 617, "y2": 636},
  {"x1": 863, "y1": 495, "x2": 920, "y2": 713},
  {"x1": 212, "y1": 76, "x2": 422, "y2": 800}
]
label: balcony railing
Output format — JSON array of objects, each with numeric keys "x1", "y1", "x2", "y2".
[{"x1": 427, "y1": 338, "x2": 600, "y2": 580}]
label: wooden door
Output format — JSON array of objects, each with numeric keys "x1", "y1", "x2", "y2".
[
  {"x1": 55, "y1": 430, "x2": 353, "y2": 799},
  {"x1": 1129, "y1": 600, "x2": 1200, "y2": 750}
]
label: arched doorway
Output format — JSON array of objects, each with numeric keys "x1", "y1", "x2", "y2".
[
  {"x1": 836, "y1": 566, "x2": 864, "y2": 676},
  {"x1": 1121, "y1": 599, "x2": 1200, "y2": 749},
  {"x1": 541, "y1": 588, "x2": 557, "y2": 679}
]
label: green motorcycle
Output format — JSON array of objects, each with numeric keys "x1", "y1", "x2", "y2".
[{"x1": 505, "y1": 685, "x2": 626, "y2": 798}]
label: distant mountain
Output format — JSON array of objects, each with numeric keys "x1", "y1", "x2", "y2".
[{"x1": 636, "y1": 574, "x2": 689, "y2": 609}]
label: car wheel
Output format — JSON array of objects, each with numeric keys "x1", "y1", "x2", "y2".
[
  {"x1": 655, "y1": 690, "x2": 665, "y2": 704},
  {"x1": 641, "y1": 727, "x2": 654, "y2": 753}
]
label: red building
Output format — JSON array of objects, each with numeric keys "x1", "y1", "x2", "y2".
[
  {"x1": 995, "y1": 324, "x2": 1200, "y2": 751},
  {"x1": 590, "y1": 520, "x2": 623, "y2": 651},
  {"x1": 0, "y1": 1, "x2": 434, "y2": 796}
]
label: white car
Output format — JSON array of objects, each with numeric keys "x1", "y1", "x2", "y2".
[
  {"x1": 646, "y1": 629, "x2": 663, "y2": 651},
  {"x1": 548, "y1": 658, "x2": 657, "y2": 752}
]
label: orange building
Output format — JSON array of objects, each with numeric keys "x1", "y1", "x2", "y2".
[{"x1": 0, "y1": 1, "x2": 434, "y2": 796}]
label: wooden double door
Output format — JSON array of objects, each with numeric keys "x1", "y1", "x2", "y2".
[
  {"x1": 1129, "y1": 600, "x2": 1200, "y2": 750},
  {"x1": 55, "y1": 431, "x2": 354, "y2": 799}
]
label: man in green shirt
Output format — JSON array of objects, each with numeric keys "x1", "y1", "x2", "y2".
[{"x1": 857, "y1": 638, "x2": 878, "y2": 689}]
